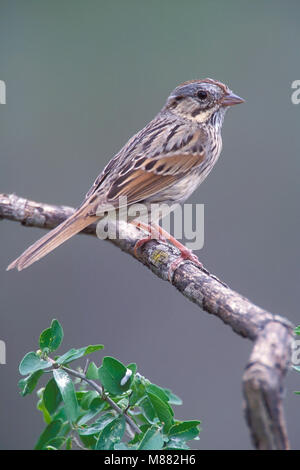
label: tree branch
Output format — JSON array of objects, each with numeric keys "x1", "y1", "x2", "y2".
[{"x1": 1, "y1": 193, "x2": 294, "y2": 450}]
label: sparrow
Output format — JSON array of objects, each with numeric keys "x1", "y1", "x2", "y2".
[{"x1": 7, "y1": 78, "x2": 244, "y2": 274}]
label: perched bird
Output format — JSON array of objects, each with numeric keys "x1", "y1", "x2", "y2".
[{"x1": 7, "y1": 78, "x2": 244, "y2": 274}]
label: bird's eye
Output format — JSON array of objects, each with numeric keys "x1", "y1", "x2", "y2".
[{"x1": 197, "y1": 90, "x2": 208, "y2": 100}]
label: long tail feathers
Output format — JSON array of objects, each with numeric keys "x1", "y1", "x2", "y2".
[{"x1": 7, "y1": 210, "x2": 98, "y2": 271}]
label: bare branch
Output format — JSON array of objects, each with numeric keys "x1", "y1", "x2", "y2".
[{"x1": 1, "y1": 193, "x2": 294, "y2": 449}]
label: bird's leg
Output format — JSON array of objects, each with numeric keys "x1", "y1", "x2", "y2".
[
  {"x1": 132, "y1": 220, "x2": 203, "y2": 281},
  {"x1": 131, "y1": 220, "x2": 167, "y2": 257},
  {"x1": 150, "y1": 222, "x2": 203, "y2": 281}
]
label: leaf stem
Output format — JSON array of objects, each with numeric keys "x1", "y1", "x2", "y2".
[{"x1": 49, "y1": 361, "x2": 141, "y2": 436}]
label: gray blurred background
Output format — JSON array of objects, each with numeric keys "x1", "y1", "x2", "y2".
[{"x1": 0, "y1": 0, "x2": 299, "y2": 450}]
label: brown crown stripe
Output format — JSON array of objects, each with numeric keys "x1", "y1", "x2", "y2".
[{"x1": 177, "y1": 78, "x2": 229, "y2": 95}]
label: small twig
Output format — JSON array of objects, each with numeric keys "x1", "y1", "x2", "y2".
[
  {"x1": 82, "y1": 359, "x2": 90, "y2": 380},
  {"x1": 60, "y1": 365, "x2": 141, "y2": 436}
]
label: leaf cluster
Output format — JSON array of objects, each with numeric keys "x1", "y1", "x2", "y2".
[{"x1": 19, "y1": 319, "x2": 201, "y2": 450}]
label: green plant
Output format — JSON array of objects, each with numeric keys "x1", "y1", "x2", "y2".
[
  {"x1": 293, "y1": 325, "x2": 300, "y2": 395},
  {"x1": 19, "y1": 319, "x2": 201, "y2": 450}
]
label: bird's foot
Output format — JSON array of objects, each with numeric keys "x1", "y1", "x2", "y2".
[
  {"x1": 168, "y1": 246, "x2": 203, "y2": 282},
  {"x1": 132, "y1": 221, "x2": 203, "y2": 279},
  {"x1": 132, "y1": 221, "x2": 166, "y2": 257}
]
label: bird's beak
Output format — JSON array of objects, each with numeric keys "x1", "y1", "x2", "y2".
[{"x1": 221, "y1": 92, "x2": 245, "y2": 107}]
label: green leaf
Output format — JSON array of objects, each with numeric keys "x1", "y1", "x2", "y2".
[
  {"x1": 138, "y1": 425, "x2": 164, "y2": 450},
  {"x1": 34, "y1": 419, "x2": 63, "y2": 450},
  {"x1": 57, "y1": 420, "x2": 71, "y2": 439},
  {"x1": 56, "y1": 345, "x2": 104, "y2": 365},
  {"x1": 39, "y1": 319, "x2": 64, "y2": 352},
  {"x1": 52, "y1": 406, "x2": 68, "y2": 423},
  {"x1": 53, "y1": 369, "x2": 79, "y2": 423},
  {"x1": 65, "y1": 437, "x2": 72, "y2": 450},
  {"x1": 294, "y1": 325, "x2": 300, "y2": 336},
  {"x1": 79, "y1": 433, "x2": 98, "y2": 449},
  {"x1": 75, "y1": 391, "x2": 86, "y2": 403},
  {"x1": 293, "y1": 365, "x2": 300, "y2": 373},
  {"x1": 98, "y1": 357, "x2": 130, "y2": 395},
  {"x1": 46, "y1": 407, "x2": 71, "y2": 436},
  {"x1": 139, "y1": 395, "x2": 157, "y2": 423},
  {"x1": 95, "y1": 415, "x2": 125, "y2": 450},
  {"x1": 19, "y1": 352, "x2": 52, "y2": 375},
  {"x1": 168, "y1": 420, "x2": 201, "y2": 441},
  {"x1": 86, "y1": 361, "x2": 99, "y2": 381},
  {"x1": 18, "y1": 370, "x2": 44, "y2": 396},
  {"x1": 147, "y1": 392, "x2": 174, "y2": 432},
  {"x1": 163, "y1": 388, "x2": 183, "y2": 405},
  {"x1": 77, "y1": 397, "x2": 107, "y2": 425},
  {"x1": 46, "y1": 436, "x2": 65, "y2": 450},
  {"x1": 129, "y1": 424, "x2": 150, "y2": 446},
  {"x1": 144, "y1": 383, "x2": 182, "y2": 406},
  {"x1": 129, "y1": 376, "x2": 146, "y2": 406},
  {"x1": 164, "y1": 439, "x2": 190, "y2": 450},
  {"x1": 79, "y1": 390, "x2": 99, "y2": 410},
  {"x1": 37, "y1": 394, "x2": 52, "y2": 424},
  {"x1": 114, "y1": 442, "x2": 131, "y2": 450},
  {"x1": 78, "y1": 411, "x2": 116, "y2": 435},
  {"x1": 127, "y1": 363, "x2": 137, "y2": 375},
  {"x1": 43, "y1": 378, "x2": 62, "y2": 415},
  {"x1": 145, "y1": 384, "x2": 169, "y2": 403}
]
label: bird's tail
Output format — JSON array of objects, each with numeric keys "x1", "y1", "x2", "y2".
[{"x1": 7, "y1": 208, "x2": 98, "y2": 271}]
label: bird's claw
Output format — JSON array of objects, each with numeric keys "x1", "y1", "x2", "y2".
[{"x1": 168, "y1": 248, "x2": 203, "y2": 282}]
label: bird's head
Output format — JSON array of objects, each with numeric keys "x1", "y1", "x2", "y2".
[{"x1": 165, "y1": 78, "x2": 244, "y2": 125}]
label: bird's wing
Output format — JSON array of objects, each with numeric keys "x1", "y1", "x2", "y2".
[
  {"x1": 85, "y1": 123, "x2": 206, "y2": 211},
  {"x1": 104, "y1": 151, "x2": 205, "y2": 205}
]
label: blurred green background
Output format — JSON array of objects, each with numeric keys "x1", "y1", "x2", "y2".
[{"x1": 1, "y1": 0, "x2": 299, "y2": 449}]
